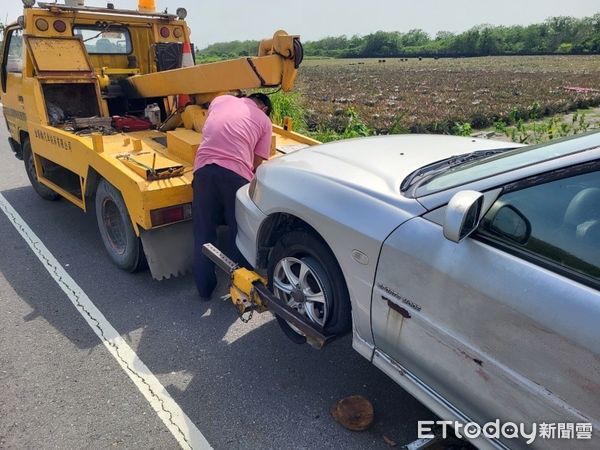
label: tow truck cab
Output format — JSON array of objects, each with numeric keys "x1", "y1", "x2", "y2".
[{"x1": 0, "y1": 1, "x2": 316, "y2": 280}]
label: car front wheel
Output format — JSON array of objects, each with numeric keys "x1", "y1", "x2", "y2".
[{"x1": 268, "y1": 230, "x2": 352, "y2": 344}]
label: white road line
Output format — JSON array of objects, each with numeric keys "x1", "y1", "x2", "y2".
[{"x1": 0, "y1": 193, "x2": 211, "y2": 450}]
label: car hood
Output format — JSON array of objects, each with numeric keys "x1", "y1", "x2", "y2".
[{"x1": 269, "y1": 134, "x2": 515, "y2": 201}]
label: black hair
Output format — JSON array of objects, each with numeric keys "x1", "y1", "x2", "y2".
[{"x1": 248, "y1": 93, "x2": 273, "y2": 117}]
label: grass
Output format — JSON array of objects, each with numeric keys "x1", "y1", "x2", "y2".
[
  {"x1": 491, "y1": 109, "x2": 596, "y2": 144},
  {"x1": 265, "y1": 91, "x2": 374, "y2": 142},
  {"x1": 269, "y1": 91, "x2": 307, "y2": 130}
]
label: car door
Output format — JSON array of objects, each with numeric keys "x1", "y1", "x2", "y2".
[{"x1": 371, "y1": 163, "x2": 600, "y2": 449}]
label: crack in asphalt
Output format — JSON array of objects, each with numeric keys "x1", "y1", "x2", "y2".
[{"x1": 0, "y1": 198, "x2": 194, "y2": 450}]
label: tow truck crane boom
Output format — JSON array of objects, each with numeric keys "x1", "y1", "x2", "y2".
[{"x1": 126, "y1": 31, "x2": 303, "y2": 99}]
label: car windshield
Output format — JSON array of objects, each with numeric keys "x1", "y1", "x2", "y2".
[{"x1": 411, "y1": 132, "x2": 600, "y2": 197}]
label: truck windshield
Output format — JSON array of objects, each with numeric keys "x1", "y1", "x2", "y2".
[
  {"x1": 73, "y1": 25, "x2": 132, "y2": 55},
  {"x1": 412, "y1": 132, "x2": 600, "y2": 197}
]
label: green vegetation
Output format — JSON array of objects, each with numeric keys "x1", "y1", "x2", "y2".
[
  {"x1": 267, "y1": 92, "x2": 374, "y2": 142},
  {"x1": 451, "y1": 122, "x2": 473, "y2": 136},
  {"x1": 199, "y1": 14, "x2": 600, "y2": 59},
  {"x1": 196, "y1": 39, "x2": 259, "y2": 62},
  {"x1": 493, "y1": 109, "x2": 594, "y2": 144},
  {"x1": 269, "y1": 91, "x2": 307, "y2": 130},
  {"x1": 311, "y1": 107, "x2": 373, "y2": 142}
]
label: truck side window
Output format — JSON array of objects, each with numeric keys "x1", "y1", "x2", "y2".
[
  {"x1": 478, "y1": 169, "x2": 600, "y2": 284},
  {"x1": 6, "y1": 29, "x2": 24, "y2": 73}
]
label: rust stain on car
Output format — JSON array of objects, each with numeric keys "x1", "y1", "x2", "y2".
[
  {"x1": 476, "y1": 367, "x2": 490, "y2": 381},
  {"x1": 386, "y1": 298, "x2": 412, "y2": 318},
  {"x1": 426, "y1": 329, "x2": 486, "y2": 368}
]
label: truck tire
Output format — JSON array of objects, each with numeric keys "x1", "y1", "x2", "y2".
[
  {"x1": 267, "y1": 230, "x2": 352, "y2": 344},
  {"x1": 95, "y1": 179, "x2": 146, "y2": 272},
  {"x1": 22, "y1": 139, "x2": 60, "y2": 201}
]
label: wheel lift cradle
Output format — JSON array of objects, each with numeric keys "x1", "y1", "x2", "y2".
[{"x1": 202, "y1": 243, "x2": 335, "y2": 349}]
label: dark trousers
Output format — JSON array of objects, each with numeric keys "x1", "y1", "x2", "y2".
[{"x1": 192, "y1": 164, "x2": 249, "y2": 298}]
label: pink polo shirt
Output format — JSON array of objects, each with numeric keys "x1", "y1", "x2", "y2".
[{"x1": 193, "y1": 95, "x2": 272, "y2": 181}]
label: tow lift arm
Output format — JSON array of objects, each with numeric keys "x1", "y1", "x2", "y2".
[
  {"x1": 202, "y1": 243, "x2": 334, "y2": 349},
  {"x1": 125, "y1": 31, "x2": 303, "y2": 99}
]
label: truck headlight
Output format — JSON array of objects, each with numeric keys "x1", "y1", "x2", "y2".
[{"x1": 22, "y1": 0, "x2": 36, "y2": 8}]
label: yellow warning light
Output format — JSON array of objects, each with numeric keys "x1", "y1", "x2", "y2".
[{"x1": 138, "y1": 0, "x2": 156, "y2": 13}]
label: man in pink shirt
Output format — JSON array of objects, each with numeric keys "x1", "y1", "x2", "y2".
[{"x1": 192, "y1": 93, "x2": 272, "y2": 299}]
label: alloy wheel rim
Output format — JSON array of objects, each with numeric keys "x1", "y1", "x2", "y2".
[{"x1": 272, "y1": 256, "x2": 328, "y2": 329}]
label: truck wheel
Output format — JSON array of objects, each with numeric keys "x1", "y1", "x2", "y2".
[
  {"x1": 95, "y1": 179, "x2": 146, "y2": 272},
  {"x1": 267, "y1": 230, "x2": 352, "y2": 344},
  {"x1": 22, "y1": 139, "x2": 60, "y2": 201}
]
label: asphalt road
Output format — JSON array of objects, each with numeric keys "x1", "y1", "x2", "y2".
[{"x1": 0, "y1": 118, "x2": 441, "y2": 449}]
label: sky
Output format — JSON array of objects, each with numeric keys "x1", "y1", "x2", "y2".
[{"x1": 2, "y1": 0, "x2": 599, "y2": 48}]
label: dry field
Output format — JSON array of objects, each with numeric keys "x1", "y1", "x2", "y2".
[{"x1": 294, "y1": 56, "x2": 600, "y2": 133}]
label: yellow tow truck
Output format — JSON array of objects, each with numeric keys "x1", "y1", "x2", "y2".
[{"x1": 1, "y1": 0, "x2": 318, "y2": 280}]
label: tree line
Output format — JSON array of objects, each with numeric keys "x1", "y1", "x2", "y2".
[{"x1": 198, "y1": 14, "x2": 600, "y2": 59}]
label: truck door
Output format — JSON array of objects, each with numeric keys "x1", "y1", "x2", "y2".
[
  {"x1": 1, "y1": 27, "x2": 26, "y2": 141},
  {"x1": 371, "y1": 166, "x2": 600, "y2": 448}
]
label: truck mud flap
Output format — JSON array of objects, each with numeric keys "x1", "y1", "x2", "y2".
[{"x1": 140, "y1": 221, "x2": 193, "y2": 280}]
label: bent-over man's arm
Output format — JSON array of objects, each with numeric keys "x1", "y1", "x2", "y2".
[
  {"x1": 253, "y1": 119, "x2": 273, "y2": 172},
  {"x1": 253, "y1": 154, "x2": 266, "y2": 170}
]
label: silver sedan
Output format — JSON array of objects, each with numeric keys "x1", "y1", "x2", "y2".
[{"x1": 235, "y1": 132, "x2": 600, "y2": 449}]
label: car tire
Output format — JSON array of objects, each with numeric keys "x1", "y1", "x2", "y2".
[
  {"x1": 95, "y1": 179, "x2": 146, "y2": 272},
  {"x1": 22, "y1": 138, "x2": 60, "y2": 201},
  {"x1": 268, "y1": 230, "x2": 352, "y2": 344}
]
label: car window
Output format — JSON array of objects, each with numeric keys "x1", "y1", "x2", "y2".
[
  {"x1": 6, "y1": 29, "x2": 24, "y2": 73},
  {"x1": 415, "y1": 132, "x2": 600, "y2": 197},
  {"x1": 73, "y1": 26, "x2": 132, "y2": 54},
  {"x1": 478, "y1": 169, "x2": 599, "y2": 283}
]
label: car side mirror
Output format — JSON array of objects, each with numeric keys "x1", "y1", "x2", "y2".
[{"x1": 443, "y1": 190, "x2": 485, "y2": 243}]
